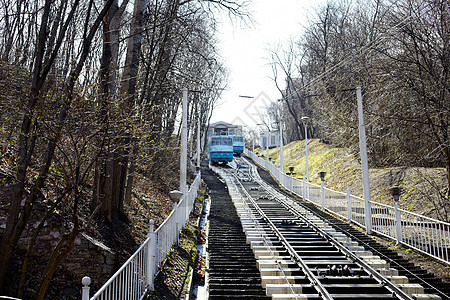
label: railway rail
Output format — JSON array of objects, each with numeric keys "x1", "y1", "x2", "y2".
[{"x1": 204, "y1": 157, "x2": 447, "y2": 300}]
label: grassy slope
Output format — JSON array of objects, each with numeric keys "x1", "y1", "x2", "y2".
[{"x1": 255, "y1": 139, "x2": 447, "y2": 219}]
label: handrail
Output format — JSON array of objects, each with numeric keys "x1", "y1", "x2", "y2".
[
  {"x1": 83, "y1": 171, "x2": 202, "y2": 300},
  {"x1": 245, "y1": 148, "x2": 450, "y2": 265},
  {"x1": 89, "y1": 238, "x2": 150, "y2": 299}
]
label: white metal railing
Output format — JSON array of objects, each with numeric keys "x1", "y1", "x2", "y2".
[
  {"x1": 81, "y1": 171, "x2": 202, "y2": 300},
  {"x1": 245, "y1": 149, "x2": 450, "y2": 265}
]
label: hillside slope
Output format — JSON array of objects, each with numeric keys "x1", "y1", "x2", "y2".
[{"x1": 256, "y1": 139, "x2": 448, "y2": 222}]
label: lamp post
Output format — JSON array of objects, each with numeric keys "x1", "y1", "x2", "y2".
[
  {"x1": 197, "y1": 119, "x2": 201, "y2": 169},
  {"x1": 265, "y1": 131, "x2": 269, "y2": 168},
  {"x1": 256, "y1": 124, "x2": 263, "y2": 159},
  {"x1": 276, "y1": 141, "x2": 279, "y2": 167},
  {"x1": 257, "y1": 129, "x2": 269, "y2": 167},
  {"x1": 270, "y1": 122, "x2": 279, "y2": 168},
  {"x1": 252, "y1": 132, "x2": 255, "y2": 153},
  {"x1": 302, "y1": 116, "x2": 310, "y2": 200},
  {"x1": 180, "y1": 88, "x2": 188, "y2": 196},
  {"x1": 237, "y1": 94, "x2": 255, "y2": 154},
  {"x1": 279, "y1": 120, "x2": 284, "y2": 171},
  {"x1": 180, "y1": 89, "x2": 188, "y2": 226},
  {"x1": 255, "y1": 123, "x2": 270, "y2": 168},
  {"x1": 169, "y1": 190, "x2": 184, "y2": 243}
]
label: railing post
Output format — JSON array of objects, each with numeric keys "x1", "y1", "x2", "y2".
[
  {"x1": 307, "y1": 180, "x2": 310, "y2": 202},
  {"x1": 319, "y1": 172, "x2": 326, "y2": 210},
  {"x1": 81, "y1": 276, "x2": 91, "y2": 300},
  {"x1": 394, "y1": 201, "x2": 402, "y2": 245},
  {"x1": 287, "y1": 167, "x2": 294, "y2": 195},
  {"x1": 302, "y1": 175, "x2": 306, "y2": 200},
  {"x1": 174, "y1": 204, "x2": 179, "y2": 243},
  {"x1": 290, "y1": 173, "x2": 293, "y2": 194},
  {"x1": 321, "y1": 182, "x2": 325, "y2": 209},
  {"x1": 147, "y1": 219, "x2": 157, "y2": 290},
  {"x1": 186, "y1": 191, "x2": 190, "y2": 223},
  {"x1": 390, "y1": 186, "x2": 403, "y2": 245},
  {"x1": 303, "y1": 173, "x2": 307, "y2": 200},
  {"x1": 346, "y1": 184, "x2": 352, "y2": 223},
  {"x1": 190, "y1": 192, "x2": 194, "y2": 212}
]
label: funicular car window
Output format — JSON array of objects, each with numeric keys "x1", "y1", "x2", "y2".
[
  {"x1": 212, "y1": 138, "x2": 220, "y2": 146},
  {"x1": 221, "y1": 138, "x2": 232, "y2": 146}
]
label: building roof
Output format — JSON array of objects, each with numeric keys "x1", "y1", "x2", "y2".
[{"x1": 209, "y1": 121, "x2": 241, "y2": 128}]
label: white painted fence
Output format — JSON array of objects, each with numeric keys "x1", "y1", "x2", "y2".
[
  {"x1": 81, "y1": 171, "x2": 202, "y2": 300},
  {"x1": 246, "y1": 149, "x2": 450, "y2": 265}
]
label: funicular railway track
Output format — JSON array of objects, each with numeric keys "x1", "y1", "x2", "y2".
[
  {"x1": 204, "y1": 157, "x2": 447, "y2": 300},
  {"x1": 253, "y1": 159, "x2": 450, "y2": 300}
]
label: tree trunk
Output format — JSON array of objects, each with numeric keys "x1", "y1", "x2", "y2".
[
  {"x1": 95, "y1": 0, "x2": 130, "y2": 222},
  {"x1": 112, "y1": 0, "x2": 149, "y2": 218},
  {"x1": 0, "y1": 0, "x2": 53, "y2": 290},
  {"x1": 0, "y1": 0, "x2": 114, "y2": 291},
  {"x1": 124, "y1": 143, "x2": 138, "y2": 204}
]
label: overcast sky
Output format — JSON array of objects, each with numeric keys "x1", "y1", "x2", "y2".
[{"x1": 210, "y1": 0, "x2": 323, "y2": 130}]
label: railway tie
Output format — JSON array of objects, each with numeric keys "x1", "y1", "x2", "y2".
[
  {"x1": 200, "y1": 157, "x2": 447, "y2": 300},
  {"x1": 250, "y1": 157, "x2": 449, "y2": 300}
]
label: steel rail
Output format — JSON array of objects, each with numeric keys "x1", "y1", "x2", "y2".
[
  {"x1": 226, "y1": 171, "x2": 309, "y2": 300},
  {"x1": 239, "y1": 157, "x2": 450, "y2": 299},
  {"x1": 241, "y1": 160, "x2": 414, "y2": 300},
  {"x1": 229, "y1": 169, "x2": 335, "y2": 300},
  {"x1": 229, "y1": 158, "x2": 313, "y2": 299}
]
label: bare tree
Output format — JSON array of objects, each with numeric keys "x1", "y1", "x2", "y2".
[
  {"x1": 266, "y1": 0, "x2": 449, "y2": 220},
  {"x1": 0, "y1": 0, "x2": 115, "y2": 293},
  {"x1": 379, "y1": 0, "x2": 449, "y2": 215},
  {"x1": 0, "y1": 0, "x2": 245, "y2": 296}
]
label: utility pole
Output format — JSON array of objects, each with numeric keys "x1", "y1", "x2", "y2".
[
  {"x1": 302, "y1": 116, "x2": 310, "y2": 200},
  {"x1": 266, "y1": 131, "x2": 269, "y2": 168},
  {"x1": 357, "y1": 86, "x2": 372, "y2": 234},
  {"x1": 252, "y1": 133, "x2": 255, "y2": 153},
  {"x1": 197, "y1": 119, "x2": 201, "y2": 169},
  {"x1": 180, "y1": 88, "x2": 188, "y2": 196},
  {"x1": 279, "y1": 121, "x2": 284, "y2": 173}
]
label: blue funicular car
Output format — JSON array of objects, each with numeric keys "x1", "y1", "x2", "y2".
[
  {"x1": 207, "y1": 135, "x2": 233, "y2": 165},
  {"x1": 230, "y1": 135, "x2": 244, "y2": 156}
]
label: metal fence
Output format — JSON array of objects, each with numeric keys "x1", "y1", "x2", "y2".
[
  {"x1": 82, "y1": 171, "x2": 202, "y2": 300},
  {"x1": 246, "y1": 149, "x2": 450, "y2": 265}
]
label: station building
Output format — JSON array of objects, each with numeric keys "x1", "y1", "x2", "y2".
[
  {"x1": 260, "y1": 130, "x2": 280, "y2": 148},
  {"x1": 207, "y1": 121, "x2": 242, "y2": 138}
]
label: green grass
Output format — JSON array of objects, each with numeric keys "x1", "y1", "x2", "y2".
[
  {"x1": 255, "y1": 138, "x2": 447, "y2": 218},
  {"x1": 261, "y1": 139, "x2": 353, "y2": 185}
]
